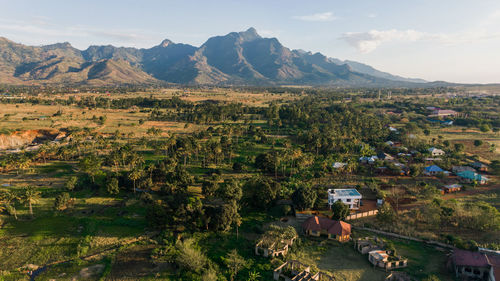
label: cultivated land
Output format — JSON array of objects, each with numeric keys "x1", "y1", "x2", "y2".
[{"x1": 0, "y1": 86, "x2": 498, "y2": 281}]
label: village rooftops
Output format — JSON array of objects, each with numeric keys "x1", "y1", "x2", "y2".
[{"x1": 424, "y1": 165, "x2": 444, "y2": 173}]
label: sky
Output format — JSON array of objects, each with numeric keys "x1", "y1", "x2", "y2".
[{"x1": 1, "y1": 0, "x2": 499, "y2": 83}]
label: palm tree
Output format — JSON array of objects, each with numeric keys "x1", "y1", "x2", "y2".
[
  {"x1": 22, "y1": 186, "x2": 41, "y2": 217},
  {"x1": 0, "y1": 190, "x2": 20, "y2": 220},
  {"x1": 128, "y1": 168, "x2": 144, "y2": 194},
  {"x1": 247, "y1": 271, "x2": 261, "y2": 281}
]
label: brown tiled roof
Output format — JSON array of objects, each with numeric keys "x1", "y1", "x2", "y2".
[
  {"x1": 330, "y1": 220, "x2": 351, "y2": 236},
  {"x1": 452, "y1": 249, "x2": 489, "y2": 267},
  {"x1": 302, "y1": 216, "x2": 351, "y2": 236},
  {"x1": 487, "y1": 254, "x2": 500, "y2": 280}
]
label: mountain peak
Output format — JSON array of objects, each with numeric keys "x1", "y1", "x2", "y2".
[
  {"x1": 159, "y1": 39, "x2": 173, "y2": 47},
  {"x1": 238, "y1": 27, "x2": 261, "y2": 41}
]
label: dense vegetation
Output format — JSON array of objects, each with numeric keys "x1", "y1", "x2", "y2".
[{"x1": 0, "y1": 86, "x2": 499, "y2": 280}]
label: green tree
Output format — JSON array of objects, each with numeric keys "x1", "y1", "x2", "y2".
[
  {"x1": 22, "y1": 186, "x2": 41, "y2": 217},
  {"x1": 331, "y1": 200, "x2": 350, "y2": 221},
  {"x1": 224, "y1": 249, "x2": 247, "y2": 281},
  {"x1": 454, "y1": 143, "x2": 465, "y2": 153},
  {"x1": 79, "y1": 154, "x2": 103, "y2": 183},
  {"x1": 292, "y1": 185, "x2": 317, "y2": 211},
  {"x1": 377, "y1": 202, "x2": 396, "y2": 224},
  {"x1": 202, "y1": 180, "x2": 219, "y2": 198},
  {"x1": 0, "y1": 190, "x2": 19, "y2": 220},
  {"x1": 54, "y1": 192, "x2": 72, "y2": 211},
  {"x1": 243, "y1": 176, "x2": 280, "y2": 209},
  {"x1": 65, "y1": 176, "x2": 78, "y2": 191},
  {"x1": 218, "y1": 179, "x2": 242, "y2": 201},
  {"x1": 175, "y1": 238, "x2": 206, "y2": 273},
  {"x1": 128, "y1": 167, "x2": 144, "y2": 194},
  {"x1": 479, "y1": 124, "x2": 491, "y2": 132},
  {"x1": 106, "y1": 178, "x2": 120, "y2": 195},
  {"x1": 473, "y1": 140, "x2": 483, "y2": 147}
]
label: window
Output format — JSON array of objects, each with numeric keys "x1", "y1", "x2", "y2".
[
  {"x1": 473, "y1": 269, "x2": 480, "y2": 275},
  {"x1": 346, "y1": 199, "x2": 351, "y2": 202},
  {"x1": 464, "y1": 267, "x2": 471, "y2": 273}
]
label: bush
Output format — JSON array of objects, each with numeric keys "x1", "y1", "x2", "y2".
[
  {"x1": 54, "y1": 192, "x2": 73, "y2": 211},
  {"x1": 176, "y1": 239, "x2": 207, "y2": 273}
]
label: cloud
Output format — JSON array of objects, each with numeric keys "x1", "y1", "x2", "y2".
[
  {"x1": 0, "y1": 18, "x2": 160, "y2": 48},
  {"x1": 342, "y1": 10, "x2": 500, "y2": 54},
  {"x1": 293, "y1": 12, "x2": 336, "y2": 22},
  {"x1": 341, "y1": 29, "x2": 427, "y2": 53}
]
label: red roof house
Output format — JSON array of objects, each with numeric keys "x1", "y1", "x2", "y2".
[{"x1": 302, "y1": 216, "x2": 351, "y2": 242}]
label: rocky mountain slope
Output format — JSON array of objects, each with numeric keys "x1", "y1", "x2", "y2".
[{"x1": 0, "y1": 28, "x2": 427, "y2": 86}]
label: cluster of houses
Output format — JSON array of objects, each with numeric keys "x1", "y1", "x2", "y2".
[{"x1": 423, "y1": 160, "x2": 490, "y2": 186}]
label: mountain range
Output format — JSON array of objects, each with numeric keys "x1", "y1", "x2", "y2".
[{"x1": 0, "y1": 28, "x2": 430, "y2": 87}]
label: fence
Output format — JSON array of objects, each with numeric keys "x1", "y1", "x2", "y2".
[
  {"x1": 353, "y1": 226, "x2": 455, "y2": 249},
  {"x1": 346, "y1": 210, "x2": 378, "y2": 221}
]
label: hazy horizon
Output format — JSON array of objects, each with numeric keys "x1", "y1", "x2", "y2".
[{"x1": 1, "y1": 0, "x2": 499, "y2": 84}]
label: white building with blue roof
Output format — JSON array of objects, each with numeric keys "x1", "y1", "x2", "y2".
[{"x1": 328, "y1": 189, "x2": 362, "y2": 209}]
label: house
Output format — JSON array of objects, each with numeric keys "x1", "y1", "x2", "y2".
[
  {"x1": 428, "y1": 147, "x2": 445, "y2": 156},
  {"x1": 328, "y1": 189, "x2": 362, "y2": 209},
  {"x1": 471, "y1": 162, "x2": 489, "y2": 172},
  {"x1": 423, "y1": 165, "x2": 446, "y2": 176},
  {"x1": 457, "y1": 171, "x2": 489, "y2": 185},
  {"x1": 359, "y1": 156, "x2": 378, "y2": 164},
  {"x1": 430, "y1": 109, "x2": 459, "y2": 117},
  {"x1": 377, "y1": 152, "x2": 395, "y2": 161},
  {"x1": 442, "y1": 184, "x2": 462, "y2": 194},
  {"x1": 449, "y1": 249, "x2": 500, "y2": 280},
  {"x1": 332, "y1": 162, "x2": 347, "y2": 169},
  {"x1": 273, "y1": 260, "x2": 335, "y2": 281},
  {"x1": 452, "y1": 166, "x2": 476, "y2": 174},
  {"x1": 302, "y1": 216, "x2": 351, "y2": 242},
  {"x1": 368, "y1": 250, "x2": 408, "y2": 270}
]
